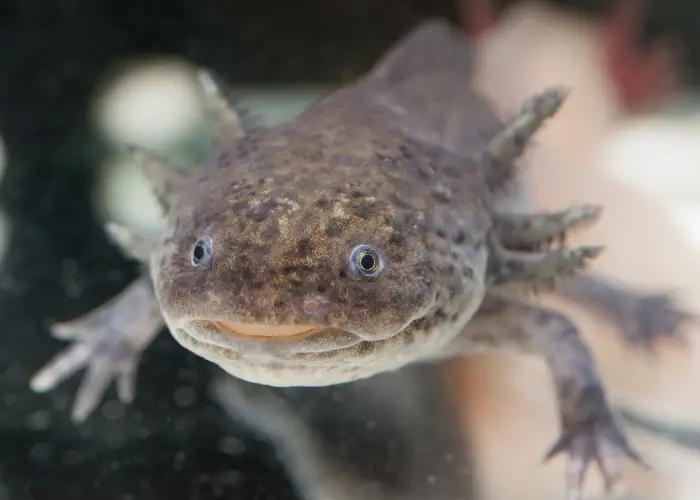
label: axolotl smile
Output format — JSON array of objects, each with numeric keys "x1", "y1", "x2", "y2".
[{"x1": 150, "y1": 119, "x2": 491, "y2": 386}]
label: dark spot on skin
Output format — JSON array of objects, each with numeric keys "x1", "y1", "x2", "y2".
[
  {"x1": 454, "y1": 230, "x2": 467, "y2": 245},
  {"x1": 436, "y1": 229, "x2": 448, "y2": 239},
  {"x1": 351, "y1": 201, "x2": 376, "y2": 220},
  {"x1": 350, "y1": 190, "x2": 366, "y2": 198},
  {"x1": 339, "y1": 269, "x2": 347, "y2": 279},
  {"x1": 239, "y1": 267, "x2": 254, "y2": 283},
  {"x1": 246, "y1": 200, "x2": 278, "y2": 222},
  {"x1": 297, "y1": 238, "x2": 312, "y2": 258},
  {"x1": 315, "y1": 197, "x2": 330, "y2": 209},
  {"x1": 325, "y1": 220, "x2": 343, "y2": 237},
  {"x1": 304, "y1": 150, "x2": 323, "y2": 162},
  {"x1": 233, "y1": 137, "x2": 260, "y2": 158},
  {"x1": 217, "y1": 152, "x2": 232, "y2": 167},
  {"x1": 442, "y1": 165, "x2": 462, "y2": 179},
  {"x1": 254, "y1": 245, "x2": 270, "y2": 256},
  {"x1": 505, "y1": 258, "x2": 525, "y2": 278},
  {"x1": 398, "y1": 144, "x2": 413, "y2": 161},
  {"x1": 558, "y1": 378, "x2": 575, "y2": 403},
  {"x1": 499, "y1": 219, "x2": 518, "y2": 234},
  {"x1": 231, "y1": 200, "x2": 249, "y2": 213},
  {"x1": 317, "y1": 284, "x2": 327, "y2": 294},
  {"x1": 262, "y1": 224, "x2": 279, "y2": 241},
  {"x1": 461, "y1": 266, "x2": 474, "y2": 279},
  {"x1": 441, "y1": 263, "x2": 456, "y2": 275},
  {"x1": 389, "y1": 232, "x2": 406, "y2": 245},
  {"x1": 435, "y1": 308, "x2": 448, "y2": 320}
]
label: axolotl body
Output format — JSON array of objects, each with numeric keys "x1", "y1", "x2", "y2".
[{"x1": 31, "y1": 19, "x2": 693, "y2": 500}]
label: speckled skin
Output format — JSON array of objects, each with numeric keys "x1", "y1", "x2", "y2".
[
  {"x1": 155, "y1": 92, "x2": 495, "y2": 386},
  {"x1": 30, "y1": 19, "x2": 695, "y2": 500}
]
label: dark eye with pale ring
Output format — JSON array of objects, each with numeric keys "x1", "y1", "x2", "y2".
[
  {"x1": 349, "y1": 245, "x2": 384, "y2": 278},
  {"x1": 191, "y1": 237, "x2": 213, "y2": 267}
]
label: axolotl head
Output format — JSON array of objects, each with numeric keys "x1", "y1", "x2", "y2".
[{"x1": 150, "y1": 118, "x2": 491, "y2": 386}]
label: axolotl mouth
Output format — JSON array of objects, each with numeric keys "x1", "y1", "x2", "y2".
[
  {"x1": 180, "y1": 319, "x2": 367, "y2": 356},
  {"x1": 202, "y1": 321, "x2": 324, "y2": 339},
  {"x1": 168, "y1": 313, "x2": 440, "y2": 387}
]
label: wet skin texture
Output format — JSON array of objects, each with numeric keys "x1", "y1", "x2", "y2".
[{"x1": 30, "y1": 19, "x2": 695, "y2": 500}]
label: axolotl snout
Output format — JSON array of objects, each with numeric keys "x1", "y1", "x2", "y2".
[{"x1": 30, "y1": 19, "x2": 696, "y2": 500}]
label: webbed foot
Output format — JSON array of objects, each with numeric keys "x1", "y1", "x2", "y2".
[
  {"x1": 605, "y1": 290, "x2": 694, "y2": 349},
  {"x1": 30, "y1": 276, "x2": 163, "y2": 422},
  {"x1": 556, "y1": 273, "x2": 697, "y2": 351},
  {"x1": 545, "y1": 386, "x2": 644, "y2": 500},
  {"x1": 453, "y1": 299, "x2": 643, "y2": 498}
]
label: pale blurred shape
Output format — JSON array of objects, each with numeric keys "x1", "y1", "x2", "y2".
[
  {"x1": 234, "y1": 86, "x2": 329, "y2": 126},
  {"x1": 94, "y1": 154, "x2": 165, "y2": 239},
  {"x1": 666, "y1": 202, "x2": 700, "y2": 249},
  {"x1": 602, "y1": 115, "x2": 700, "y2": 200},
  {"x1": 91, "y1": 60, "x2": 327, "y2": 239},
  {"x1": 93, "y1": 58, "x2": 203, "y2": 149}
]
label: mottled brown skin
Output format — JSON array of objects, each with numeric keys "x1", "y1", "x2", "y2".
[
  {"x1": 30, "y1": 19, "x2": 695, "y2": 500},
  {"x1": 155, "y1": 92, "x2": 494, "y2": 386}
]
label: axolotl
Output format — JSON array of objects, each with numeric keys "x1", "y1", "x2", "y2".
[{"x1": 30, "y1": 19, "x2": 693, "y2": 500}]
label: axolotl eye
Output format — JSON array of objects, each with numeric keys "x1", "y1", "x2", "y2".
[
  {"x1": 191, "y1": 236, "x2": 213, "y2": 268},
  {"x1": 349, "y1": 244, "x2": 385, "y2": 278}
]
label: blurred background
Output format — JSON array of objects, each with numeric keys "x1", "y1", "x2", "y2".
[{"x1": 2, "y1": 0, "x2": 700, "y2": 498}]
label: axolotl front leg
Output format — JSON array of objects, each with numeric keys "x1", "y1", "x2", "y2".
[
  {"x1": 485, "y1": 89, "x2": 694, "y2": 350},
  {"x1": 30, "y1": 275, "x2": 164, "y2": 422},
  {"x1": 492, "y1": 205, "x2": 695, "y2": 348},
  {"x1": 451, "y1": 296, "x2": 642, "y2": 499},
  {"x1": 444, "y1": 216, "x2": 642, "y2": 499},
  {"x1": 29, "y1": 69, "x2": 240, "y2": 422}
]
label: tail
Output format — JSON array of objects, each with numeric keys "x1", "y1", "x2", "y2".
[
  {"x1": 369, "y1": 19, "x2": 473, "y2": 86},
  {"x1": 360, "y1": 19, "x2": 505, "y2": 157},
  {"x1": 361, "y1": 20, "x2": 568, "y2": 194}
]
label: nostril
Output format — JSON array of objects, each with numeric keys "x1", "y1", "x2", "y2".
[
  {"x1": 303, "y1": 296, "x2": 329, "y2": 317},
  {"x1": 206, "y1": 290, "x2": 223, "y2": 305}
]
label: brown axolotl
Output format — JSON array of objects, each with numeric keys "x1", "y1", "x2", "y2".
[{"x1": 30, "y1": 19, "x2": 693, "y2": 500}]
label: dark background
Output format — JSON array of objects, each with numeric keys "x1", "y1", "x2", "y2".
[{"x1": 0, "y1": 1, "x2": 699, "y2": 499}]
